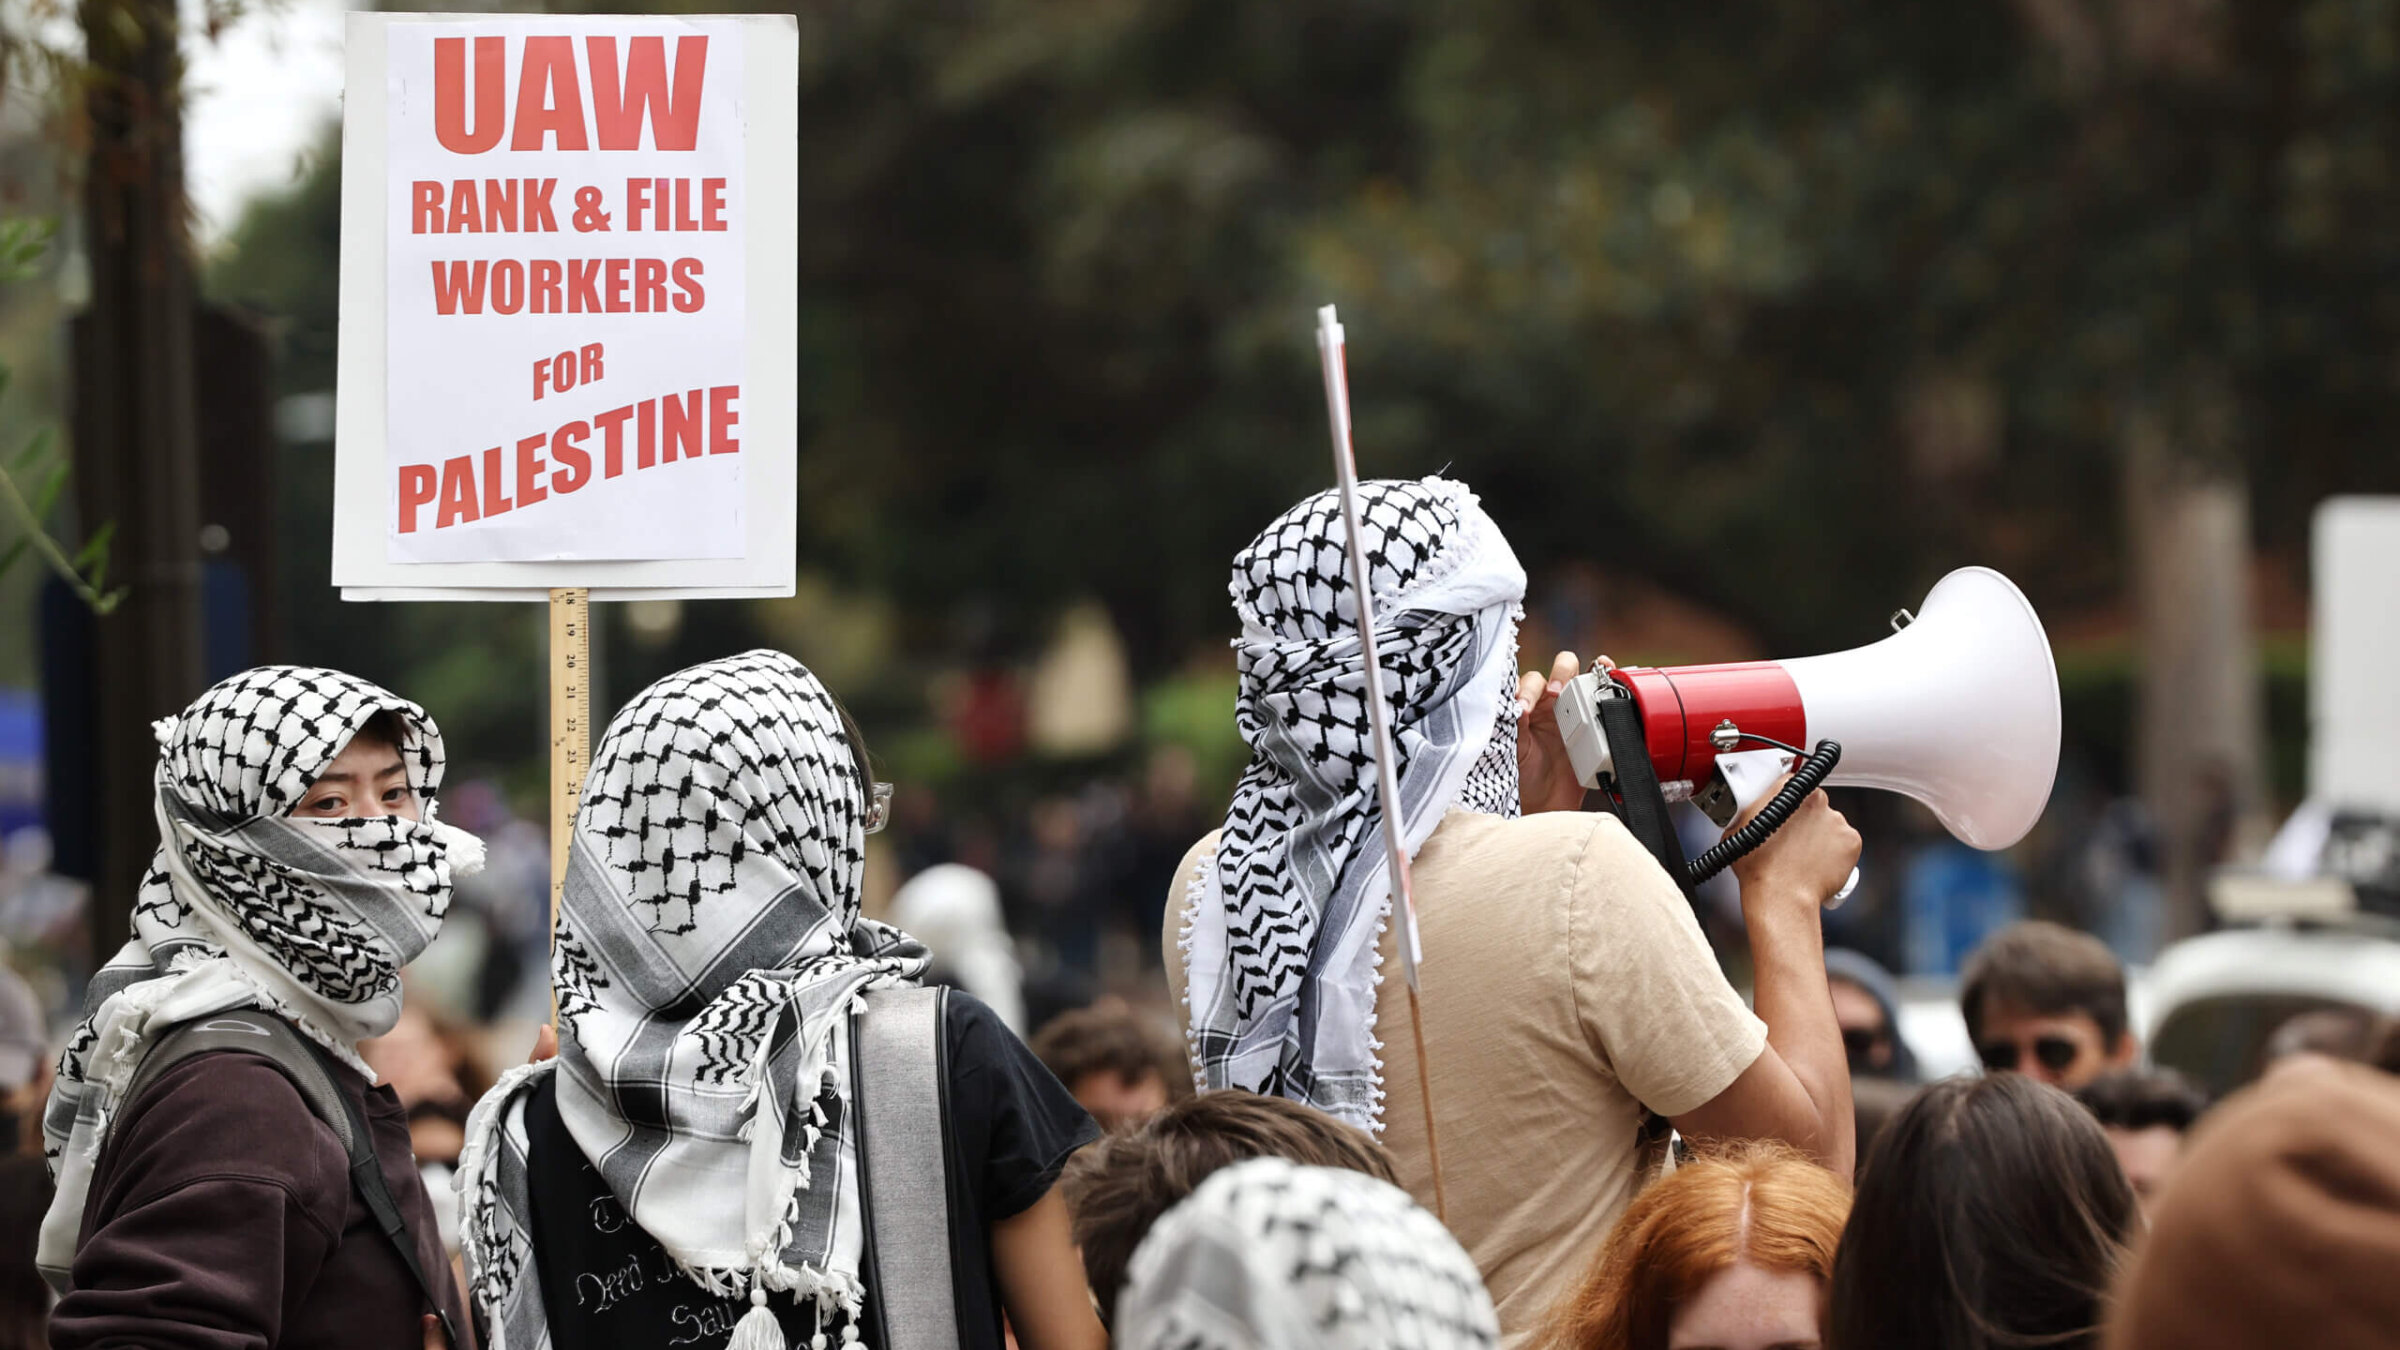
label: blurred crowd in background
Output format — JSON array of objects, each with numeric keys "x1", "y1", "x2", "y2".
[{"x1": 3, "y1": 0, "x2": 2400, "y2": 1344}]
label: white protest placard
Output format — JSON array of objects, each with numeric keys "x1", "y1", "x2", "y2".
[{"x1": 334, "y1": 13, "x2": 797, "y2": 599}]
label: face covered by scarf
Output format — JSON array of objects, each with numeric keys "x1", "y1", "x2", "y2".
[
  {"x1": 460, "y1": 651, "x2": 928, "y2": 1350},
  {"x1": 38, "y1": 665, "x2": 472, "y2": 1291},
  {"x1": 1117, "y1": 1157, "x2": 1500, "y2": 1350},
  {"x1": 1181, "y1": 477, "x2": 1526, "y2": 1134}
]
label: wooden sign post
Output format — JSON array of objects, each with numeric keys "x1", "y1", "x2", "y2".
[{"x1": 547, "y1": 588, "x2": 591, "y2": 923}]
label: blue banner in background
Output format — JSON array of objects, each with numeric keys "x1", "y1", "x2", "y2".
[
  {"x1": 0, "y1": 688, "x2": 37, "y2": 841},
  {"x1": 1903, "y1": 840, "x2": 2026, "y2": 976}
]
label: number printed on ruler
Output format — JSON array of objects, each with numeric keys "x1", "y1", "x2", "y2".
[{"x1": 554, "y1": 590, "x2": 592, "y2": 822}]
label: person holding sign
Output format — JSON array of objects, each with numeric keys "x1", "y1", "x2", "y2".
[
  {"x1": 40, "y1": 668, "x2": 478, "y2": 1350},
  {"x1": 459, "y1": 652, "x2": 1104, "y2": 1350},
  {"x1": 1163, "y1": 479, "x2": 1859, "y2": 1343}
]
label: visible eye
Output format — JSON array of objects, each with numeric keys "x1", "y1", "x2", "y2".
[
  {"x1": 309, "y1": 796, "x2": 344, "y2": 815},
  {"x1": 382, "y1": 787, "x2": 409, "y2": 804}
]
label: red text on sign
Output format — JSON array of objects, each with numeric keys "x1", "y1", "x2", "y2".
[
  {"x1": 428, "y1": 258, "x2": 705, "y2": 314},
  {"x1": 624, "y1": 179, "x2": 727, "y2": 232},
  {"x1": 411, "y1": 179, "x2": 562, "y2": 234},
  {"x1": 534, "y1": 345, "x2": 606, "y2": 400},
  {"x1": 395, "y1": 384, "x2": 741, "y2": 533},
  {"x1": 434, "y1": 35, "x2": 709, "y2": 155}
]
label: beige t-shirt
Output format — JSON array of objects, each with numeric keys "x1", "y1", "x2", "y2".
[{"x1": 1163, "y1": 807, "x2": 1767, "y2": 1347}]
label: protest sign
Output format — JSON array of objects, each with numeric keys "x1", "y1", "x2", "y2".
[
  {"x1": 333, "y1": 13, "x2": 796, "y2": 599},
  {"x1": 333, "y1": 14, "x2": 798, "y2": 941}
]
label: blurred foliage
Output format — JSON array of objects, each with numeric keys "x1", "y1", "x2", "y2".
[
  {"x1": 2056, "y1": 641, "x2": 2308, "y2": 802},
  {"x1": 0, "y1": 217, "x2": 122, "y2": 616},
  {"x1": 0, "y1": 134, "x2": 72, "y2": 689},
  {"x1": 1141, "y1": 667, "x2": 1245, "y2": 805},
  {"x1": 199, "y1": 0, "x2": 2400, "y2": 784}
]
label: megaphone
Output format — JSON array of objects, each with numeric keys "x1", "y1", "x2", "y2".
[{"x1": 1555, "y1": 566, "x2": 2061, "y2": 852}]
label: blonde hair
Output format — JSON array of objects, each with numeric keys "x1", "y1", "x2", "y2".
[{"x1": 1543, "y1": 1141, "x2": 1850, "y2": 1350}]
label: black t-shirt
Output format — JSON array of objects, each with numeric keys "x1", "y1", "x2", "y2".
[{"x1": 520, "y1": 990, "x2": 1096, "y2": 1350}]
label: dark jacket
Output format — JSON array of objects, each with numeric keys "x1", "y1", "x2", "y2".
[{"x1": 49, "y1": 1042, "x2": 466, "y2": 1350}]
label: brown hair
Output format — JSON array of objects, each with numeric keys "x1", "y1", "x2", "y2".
[
  {"x1": 1541, "y1": 1141, "x2": 1849, "y2": 1350},
  {"x1": 1029, "y1": 1004, "x2": 1188, "y2": 1104},
  {"x1": 1960, "y1": 921, "x2": 2128, "y2": 1049},
  {"x1": 1830, "y1": 1074, "x2": 2135, "y2": 1350},
  {"x1": 1061, "y1": 1089, "x2": 1397, "y2": 1327}
]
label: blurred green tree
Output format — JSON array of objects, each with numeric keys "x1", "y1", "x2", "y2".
[
  {"x1": 0, "y1": 219, "x2": 125, "y2": 616},
  {"x1": 209, "y1": 1, "x2": 2400, "y2": 834}
]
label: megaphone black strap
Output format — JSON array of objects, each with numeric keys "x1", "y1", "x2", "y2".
[{"x1": 1595, "y1": 691, "x2": 1694, "y2": 900}]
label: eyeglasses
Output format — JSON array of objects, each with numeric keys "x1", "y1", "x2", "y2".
[
  {"x1": 1841, "y1": 1027, "x2": 1887, "y2": 1060},
  {"x1": 1978, "y1": 1035, "x2": 2081, "y2": 1074},
  {"x1": 837, "y1": 711, "x2": 895, "y2": 836}
]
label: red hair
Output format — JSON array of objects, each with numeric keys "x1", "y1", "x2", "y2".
[{"x1": 1542, "y1": 1141, "x2": 1850, "y2": 1350}]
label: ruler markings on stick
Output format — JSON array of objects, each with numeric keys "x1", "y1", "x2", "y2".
[{"x1": 548, "y1": 587, "x2": 592, "y2": 940}]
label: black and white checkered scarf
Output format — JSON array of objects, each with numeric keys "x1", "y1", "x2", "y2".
[
  {"x1": 461, "y1": 651, "x2": 927, "y2": 1350},
  {"x1": 38, "y1": 666, "x2": 470, "y2": 1290},
  {"x1": 1181, "y1": 478, "x2": 1525, "y2": 1134},
  {"x1": 1117, "y1": 1157, "x2": 1500, "y2": 1350}
]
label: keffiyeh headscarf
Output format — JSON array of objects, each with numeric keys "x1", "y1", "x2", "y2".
[
  {"x1": 1116, "y1": 1157, "x2": 1500, "y2": 1350},
  {"x1": 39, "y1": 666, "x2": 473, "y2": 1290},
  {"x1": 461, "y1": 651, "x2": 928, "y2": 1350},
  {"x1": 1182, "y1": 478, "x2": 1525, "y2": 1133}
]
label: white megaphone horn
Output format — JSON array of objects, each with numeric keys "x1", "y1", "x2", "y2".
[{"x1": 1554, "y1": 566, "x2": 2062, "y2": 851}]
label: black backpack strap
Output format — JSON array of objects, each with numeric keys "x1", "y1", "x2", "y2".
[
  {"x1": 295, "y1": 1034, "x2": 460, "y2": 1350},
  {"x1": 128, "y1": 1011, "x2": 458, "y2": 1350},
  {"x1": 852, "y1": 985, "x2": 958, "y2": 1350},
  {"x1": 1597, "y1": 689, "x2": 1695, "y2": 901}
]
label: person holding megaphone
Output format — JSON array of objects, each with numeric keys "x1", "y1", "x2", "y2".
[{"x1": 1162, "y1": 477, "x2": 1863, "y2": 1346}]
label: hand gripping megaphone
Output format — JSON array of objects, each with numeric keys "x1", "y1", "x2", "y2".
[{"x1": 1554, "y1": 566, "x2": 2061, "y2": 894}]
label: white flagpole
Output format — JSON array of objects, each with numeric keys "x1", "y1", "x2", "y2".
[{"x1": 1315, "y1": 303, "x2": 1446, "y2": 1221}]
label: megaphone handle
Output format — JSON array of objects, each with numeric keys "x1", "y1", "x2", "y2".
[
  {"x1": 1826, "y1": 866, "x2": 1860, "y2": 911},
  {"x1": 1685, "y1": 740, "x2": 1844, "y2": 887}
]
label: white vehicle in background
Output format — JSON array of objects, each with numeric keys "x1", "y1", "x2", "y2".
[
  {"x1": 1885, "y1": 499, "x2": 2400, "y2": 1096},
  {"x1": 2136, "y1": 851, "x2": 2400, "y2": 1098},
  {"x1": 1893, "y1": 914, "x2": 2400, "y2": 1100},
  {"x1": 2140, "y1": 916, "x2": 2400, "y2": 1097},
  {"x1": 2141, "y1": 498, "x2": 2400, "y2": 1098},
  {"x1": 1885, "y1": 860, "x2": 2400, "y2": 1097}
]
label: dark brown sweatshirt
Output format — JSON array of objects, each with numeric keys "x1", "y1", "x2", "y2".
[{"x1": 49, "y1": 1045, "x2": 467, "y2": 1350}]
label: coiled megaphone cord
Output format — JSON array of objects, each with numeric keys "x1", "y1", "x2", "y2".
[{"x1": 1684, "y1": 740, "x2": 1843, "y2": 886}]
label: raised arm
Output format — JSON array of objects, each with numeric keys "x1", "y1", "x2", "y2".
[{"x1": 1670, "y1": 787, "x2": 1860, "y2": 1176}]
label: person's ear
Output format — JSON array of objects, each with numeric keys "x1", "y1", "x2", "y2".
[{"x1": 2108, "y1": 1029, "x2": 2140, "y2": 1066}]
